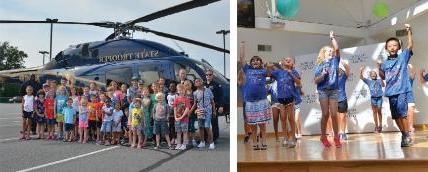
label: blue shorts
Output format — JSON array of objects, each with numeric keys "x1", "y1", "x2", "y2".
[
  {"x1": 47, "y1": 119, "x2": 56, "y2": 125},
  {"x1": 100, "y1": 121, "x2": 112, "y2": 133},
  {"x1": 318, "y1": 89, "x2": 338, "y2": 101},
  {"x1": 198, "y1": 115, "x2": 212, "y2": 128},
  {"x1": 371, "y1": 97, "x2": 383, "y2": 108},
  {"x1": 35, "y1": 115, "x2": 46, "y2": 123},
  {"x1": 388, "y1": 93, "x2": 408, "y2": 119},
  {"x1": 153, "y1": 120, "x2": 169, "y2": 135},
  {"x1": 175, "y1": 121, "x2": 188, "y2": 133},
  {"x1": 22, "y1": 111, "x2": 33, "y2": 119},
  {"x1": 406, "y1": 91, "x2": 415, "y2": 103},
  {"x1": 64, "y1": 123, "x2": 74, "y2": 132}
]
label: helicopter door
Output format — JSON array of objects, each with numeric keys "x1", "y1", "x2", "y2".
[{"x1": 136, "y1": 61, "x2": 171, "y2": 85}]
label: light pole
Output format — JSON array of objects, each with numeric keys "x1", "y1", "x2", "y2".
[
  {"x1": 39, "y1": 51, "x2": 49, "y2": 65},
  {"x1": 216, "y1": 30, "x2": 230, "y2": 76},
  {"x1": 46, "y1": 18, "x2": 58, "y2": 61}
]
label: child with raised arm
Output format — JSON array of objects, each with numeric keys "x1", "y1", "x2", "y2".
[
  {"x1": 267, "y1": 57, "x2": 301, "y2": 148},
  {"x1": 360, "y1": 66, "x2": 384, "y2": 133},
  {"x1": 314, "y1": 31, "x2": 342, "y2": 148},
  {"x1": 239, "y1": 41, "x2": 271, "y2": 150},
  {"x1": 377, "y1": 24, "x2": 414, "y2": 147}
]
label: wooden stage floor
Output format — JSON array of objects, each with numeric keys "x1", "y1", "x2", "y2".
[{"x1": 238, "y1": 131, "x2": 428, "y2": 172}]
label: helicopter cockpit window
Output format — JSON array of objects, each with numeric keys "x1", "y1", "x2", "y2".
[
  {"x1": 138, "y1": 66, "x2": 160, "y2": 85},
  {"x1": 106, "y1": 67, "x2": 132, "y2": 86},
  {"x1": 174, "y1": 64, "x2": 201, "y2": 82}
]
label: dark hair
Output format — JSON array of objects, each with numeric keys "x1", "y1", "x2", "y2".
[
  {"x1": 250, "y1": 56, "x2": 263, "y2": 66},
  {"x1": 385, "y1": 37, "x2": 401, "y2": 50}
]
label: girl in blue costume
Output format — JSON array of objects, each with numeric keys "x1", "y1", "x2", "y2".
[
  {"x1": 268, "y1": 57, "x2": 301, "y2": 148},
  {"x1": 314, "y1": 31, "x2": 342, "y2": 148},
  {"x1": 240, "y1": 41, "x2": 271, "y2": 150}
]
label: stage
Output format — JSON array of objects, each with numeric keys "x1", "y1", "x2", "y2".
[{"x1": 238, "y1": 131, "x2": 428, "y2": 172}]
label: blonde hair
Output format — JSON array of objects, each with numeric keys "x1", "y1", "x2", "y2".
[
  {"x1": 156, "y1": 92, "x2": 164, "y2": 99},
  {"x1": 317, "y1": 46, "x2": 332, "y2": 65}
]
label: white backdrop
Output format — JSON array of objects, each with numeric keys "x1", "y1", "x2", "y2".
[{"x1": 294, "y1": 42, "x2": 400, "y2": 135}]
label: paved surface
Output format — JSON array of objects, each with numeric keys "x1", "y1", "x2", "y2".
[{"x1": 0, "y1": 103, "x2": 229, "y2": 172}]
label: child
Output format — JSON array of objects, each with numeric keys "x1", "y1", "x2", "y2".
[
  {"x1": 268, "y1": 78, "x2": 283, "y2": 142},
  {"x1": 88, "y1": 94, "x2": 98, "y2": 141},
  {"x1": 184, "y1": 80, "x2": 197, "y2": 147},
  {"x1": 127, "y1": 76, "x2": 139, "y2": 103},
  {"x1": 34, "y1": 90, "x2": 46, "y2": 139},
  {"x1": 89, "y1": 82, "x2": 98, "y2": 97},
  {"x1": 21, "y1": 86, "x2": 34, "y2": 140},
  {"x1": 360, "y1": 66, "x2": 384, "y2": 133},
  {"x1": 55, "y1": 86, "x2": 68, "y2": 140},
  {"x1": 194, "y1": 78, "x2": 216, "y2": 149},
  {"x1": 130, "y1": 98, "x2": 144, "y2": 148},
  {"x1": 79, "y1": 98, "x2": 89, "y2": 143},
  {"x1": 338, "y1": 61, "x2": 350, "y2": 140},
  {"x1": 174, "y1": 84, "x2": 191, "y2": 150},
  {"x1": 112, "y1": 102, "x2": 123, "y2": 145},
  {"x1": 378, "y1": 24, "x2": 413, "y2": 147},
  {"x1": 153, "y1": 92, "x2": 172, "y2": 149},
  {"x1": 142, "y1": 87, "x2": 153, "y2": 147},
  {"x1": 268, "y1": 57, "x2": 301, "y2": 148},
  {"x1": 71, "y1": 87, "x2": 80, "y2": 141},
  {"x1": 95, "y1": 94, "x2": 106, "y2": 143},
  {"x1": 314, "y1": 31, "x2": 342, "y2": 148},
  {"x1": 407, "y1": 64, "x2": 416, "y2": 134},
  {"x1": 128, "y1": 97, "x2": 138, "y2": 147},
  {"x1": 100, "y1": 98, "x2": 114, "y2": 146},
  {"x1": 291, "y1": 58, "x2": 305, "y2": 140},
  {"x1": 63, "y1": 98, "x2": 76, "y2": 142},
  {"x1": 239, "y1": 41, "x2": 271, "y2": 150},
  {"x1": 44, "y1": 90, "x2": 56, "y2": 140},
  {"x1": 82, "y1": 86, "x2": 91, "y2": 102},
  {"x1": 167, "y1": 82, "x2": 177, "y2": 145}
]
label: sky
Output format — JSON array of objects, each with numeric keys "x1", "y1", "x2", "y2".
[{"x1": 0, "y1": 0, "x2": 230, "y2": 78}]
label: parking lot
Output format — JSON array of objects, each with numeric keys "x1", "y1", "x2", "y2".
[{"x1": 0, "y1": 103, "x2": 229, "y2": 172}]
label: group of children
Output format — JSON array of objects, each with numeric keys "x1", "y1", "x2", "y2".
[
  {"x1": 20, "y1": 74, "x2": 217, "y2": 150},
  {"x1": 240, "y1": 23, "x2": 419, "y2": 149}
]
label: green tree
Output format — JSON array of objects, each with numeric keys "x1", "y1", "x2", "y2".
[{"x1": 0, "y1": 41, "x2": 27, "y2": 70}]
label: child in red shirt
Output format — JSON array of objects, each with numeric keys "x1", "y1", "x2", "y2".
[{"x1": 44, "y1": 91, "x2": 56, "y2": 140}]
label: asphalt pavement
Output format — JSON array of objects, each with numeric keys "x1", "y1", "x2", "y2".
[{"x1": 0, "y1": 103, "x2": 229, "y2": 172}]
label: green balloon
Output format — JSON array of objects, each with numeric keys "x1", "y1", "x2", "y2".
[
  {"x1": 276, "y1": 0, "x2": 299, "y2": 18},
  {"x1": 373, "y1": 2, "x2": 389, "y2": 18}
]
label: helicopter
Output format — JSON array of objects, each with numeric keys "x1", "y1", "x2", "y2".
[{"x1": 0, "y1": 0, "x2": 230, "y2": 113}]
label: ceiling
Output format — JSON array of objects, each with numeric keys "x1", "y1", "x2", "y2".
[{"x1": 255, "y1": 0, "x2": 419, "y2": 28}]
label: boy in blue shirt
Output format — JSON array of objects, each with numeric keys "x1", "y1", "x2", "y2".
[
  {"x1": 378, "y1": 24, "x2": 413, "y2": 147},
  {"x1": 360, "y1": 66, "x2": 385, "y2": 133},
  {"x1": 63, "y1": 98, "x2": 76, "y2": 142}
]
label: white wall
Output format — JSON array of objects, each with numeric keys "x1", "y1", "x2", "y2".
[{"x1": 237, "y1": 12, "x2": 428, "y2": 135}]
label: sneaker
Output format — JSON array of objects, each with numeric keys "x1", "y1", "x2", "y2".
[
  {"x1": 342, "y1": 133, "x2": 348, "y2": 140},
  {"x1": 208, "y1": 143, "x2": 215, "y2": 150},
  {"x1": 401, "y1": 137, "x2": 411, "y2": 147},
  {"x1": 374, "y1": 127, "x2": 379, "y2": 133},
  {"x1": 378, "y1": 127, "x2": 383, "y2": 133},
  {"x1": 287, "y1": 139, "x2": 296, "y2": 148},
  {"x1": 320, "y1": 136, "x2": 331, "y2": 148},
  {"x1": 243, "y1": 134, "x2": 250, "y2": 144},
  {"x1": 282, "y1": 139, "x2": 288, "y2": 147},
  {"x1": 105, "y1": 142, "x2": 110, "y2": 146},
  {"x1": 295, "y1": 134, "x2": 302, "y2": 139},
  {"x1": 197, "y1": 142, "x2": 206, "y2": 148},
  {"x1": 175, "y1": 144, "x2": 182, "y2": 150},
  {"x1": 192, "y1": 139, "x2": 198, "y2": 147},
  {"x1": 179, "y1": 144, "x2": 187, "y2": 150}
]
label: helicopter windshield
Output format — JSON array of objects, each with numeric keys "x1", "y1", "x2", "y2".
[{"x1": 193, "y1": 60, "x2": 228, "y2": 83}]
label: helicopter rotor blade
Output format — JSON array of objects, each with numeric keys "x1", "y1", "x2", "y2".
[
  {"x1": 126, "y1": 0, "x2": 220, "y2": 26},
  {"x1": 0, "y1": 20, "x2": 115, "y2": 27},
  {"x1": 137, "y1": 27, "x2": 229, "y2": 54}
]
